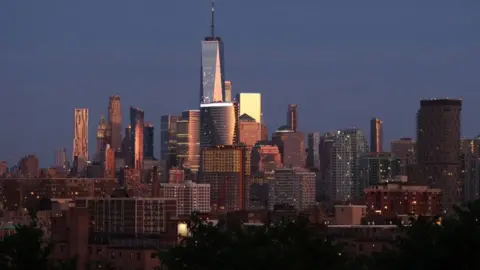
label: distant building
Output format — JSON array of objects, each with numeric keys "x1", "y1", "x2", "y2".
[
  {"x1": 287, "y1": 104, "x2": 298, "y2": 132},
  {"x1": 224, "y1": 81, "x2": 232, "y2": 102},
  {"x1": 307, "y1": 132, "x2": 321, "y2": 169},
  {"x1": 176, "y1": 110, "x2": 200, "y2": 172},
  {"x1": 130, "y1": 107, "x2": 145, "y2": 170},
  {"x1": 54, "y1": 148, "x2": 67, "y2": 169},
  {"x1": 268, "y1": 168, "x2": 316, "y2": 211},
  {"x1": 200, "y1": 145, "x2": 250, "y2": 213},
  {"x1": 251, "y1": 142, "x2": 282, "y2": 174},
  {"x1": 391, "y1": 138, "x2": 416, "y2": 175},
  {"x1": 329, "y1": 129, "x2": 368, "y2": 202},
  {"x1": 143, "y1": 123, "x2": 154, "y2": 159},
  {"x1": 108, "y1": 95, "x2": 122, "y2": 153},
  {"x1": 18, "y1": 155, "x2": 39, "y2": 178},
  {"x1": 160, "y1": 115, "x2": 180, "y2": 169},
  {"x1": 73, "y1": 108, "x2": 89, "y2": 170},
  {"x1": 364, "y1": 182, "x2": 442, "y2": 216},
  {"x1": 359, "y1": 152, "x2": 402, "y2": 189},
  {"x1": 237, "y1": 93, "x2": 261, "y2": 123},
  {"x1": 370, "y1": 118, "x2": 383, "y2": 153},
  {"x1": 272, "y1": 126, "x2": 305, "y2": 169},
  {"x1": 238, "y1": 114, "x2": 262, "y2": 147},
  {"x1": 200, "y1": 102, "x2": 239, "y2": 148},
  {"x1": 159, "y1": 181, "x2": 211, "y2": 216},
  {"x1": 95, "y1": 116, "x2": 108, "y2": 163},
  {"x1": 416, "y1": 99, "x2": 462, "y2": 211}
]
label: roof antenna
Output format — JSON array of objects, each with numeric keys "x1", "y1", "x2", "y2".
[{"x1": 210, "y1": 0, "x2": 215, "y2": 37}]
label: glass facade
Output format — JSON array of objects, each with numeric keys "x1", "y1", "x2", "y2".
[
  {"x1": 200, "y1": 102, "x2": 237, "y2": 148},
  {"x1": 200, "y1": 38, "x2": 226, "y2": 104},
  {"x1": 143, "y1": 123, "x2": 154, "y2": 159},
  {"x1": 177, "y1": 110, "x2": 201, "y2": 172}
]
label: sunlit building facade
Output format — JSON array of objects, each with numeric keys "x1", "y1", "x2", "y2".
[
  {"x1": 73, "y1": 108, "x2": 89, "y2": 164},
  {"x1": 224, "y1": 80, "x2": 232, "y2": 102},
  {"x1": 200, "y1": 37, "x2": 226, "y2": 104},
  {"x1": 237, "y1": 93, "x2": 261, "y2": 123},
  {"x1": 268, "y1": 168, "x2": 316, "y2": 210},
  {"x1": 176, "y1": 110, "x2": 201, "y2": 172},
  {"x1": 238, "y1": 114, "x2": 262, "y2": 147},
  {"x1": 272, "y1": 127, "x2": 305, "y2": 169},
  {"x1": 370, "y1": 118, "x2": 383, "y2": 153},
  {"x1": 200, "y1": 102, "x2": 238, "y2": 148},
  {"x1": 143, "y1": 123, "x2": 154, "y2": 159},
  {"x1": 130, "y1": 107, "x2": 144, "y2": 170},
  {"x1": 108, "y1": 95, "x2": 122, "y2": 153},
  {"x1": 287, "y1": 104, "x2": 298, "y2": 132}
]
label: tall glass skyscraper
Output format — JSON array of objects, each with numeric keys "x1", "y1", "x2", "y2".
[
  {"x1": 130, "y1": 107, "x2": 144, "y2": 170},
  {"x1": 143, "y1": 123, "x2": 154, "y2": 159},
  {"x1": 200, "y1": 1, "x2": 226, "y2": 104}
]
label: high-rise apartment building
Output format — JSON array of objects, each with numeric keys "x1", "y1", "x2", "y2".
[
  {"x1": 159, "y1": 181, "x2": 211, "y2": 216},
  {"x1": 307, "y1": 132, "x2": 321, "y2": 169},
  {"x1": 176, "y1": 110, "x2": 201, "y2": 172},
  {"x1": 200, "y1": 102, "x2": 238, "y2": 148},
  {"x1": 73, "y1": 108, "x2": 89, "y2": 165},
  {"x1": 416, "y1": 99, "x2": 462, "y2": 211},
  {"x1": 160, "y1": 115, "x2": 180, "y2": 168},
  {"x1": 238, "y1": 114, "x2": 262, "y2": 147},
  {"x1": 391, "y1": 137, "x2": 416, "y2": 175},
  {"x1": 272, "y1": 127, "x2": 305, "y2": 168},
  {"x1": 370, "y1": 118, "x2": 383, "y2": 153},
  {"x1": 268, "y1": 168, "x2": 316, "y2": 210},
  {"x1": 359, "y1": 152, "x2": 402, "y2": 190},
  {"x1": 200, "y1": 145, "x2": 250, "y2": 212},
  {"x1": 144, "y1": 123, "x2": 154, "y2": 159},
  {"x1": 130, "y1": 107, "x2": 145, "y2": 170},
  {"x1": 122, "y1": 125, "x2": 132, "y2": 167},
  {"x1": 287, "y1": 104, "x2": 298, "y2": 132},
  {"x1": 104, "y1": 144, "x2": 115, "y2": 178},
  {"x1": 251, "y1": 142, "x2": 283, "y2": 174},
  {"x1": 200, "y1": 2, "x2": 225, "y2": 104},
  {"x1": 18, "y1": 154, "x2": 39, "y2": 178},
  {"x1": 108, "y1": 95, "x2": 122, "y2": 153},
  {"x1": 224, "y1": 81, "x2": 232, "y2": 102},
  {"x1": 237, "y1": 93, "x2": 261, "y2": 123},
  {"x1": 329, "y1": 129, "x2": 368, "y2": 202}
]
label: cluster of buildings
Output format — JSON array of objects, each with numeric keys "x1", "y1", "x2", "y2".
[{"x1": 0, "y1": 2, "x2": 478, "y2": 269}]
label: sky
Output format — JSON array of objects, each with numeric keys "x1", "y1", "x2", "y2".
[{"x1": 1, "y1": 0, "x2": 479, "y2": 167}]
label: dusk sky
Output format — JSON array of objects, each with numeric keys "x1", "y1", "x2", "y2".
[{"x1": 1, "y1": 0, "x2": 479, "y2": 166}]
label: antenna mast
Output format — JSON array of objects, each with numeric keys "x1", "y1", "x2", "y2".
[{"x1": 210, "y1": 0, "x2": 215, "y2": 37}]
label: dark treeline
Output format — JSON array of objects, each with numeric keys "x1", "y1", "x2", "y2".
[{"x1": 2, "y1": 201, "x2": 480, "y2": 269}]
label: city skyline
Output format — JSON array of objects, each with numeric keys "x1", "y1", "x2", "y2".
[{"x1": 1, "y1": 0, "x2": 480, "y2": 166}]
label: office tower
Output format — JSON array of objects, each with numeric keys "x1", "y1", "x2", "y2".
[
  {"x1": 358, "y1": 152, "x2": 402, "y2": 191},
  {"x1": 251, "y1": 142, "x2": 282, "y2": 174},
  {"x1": 224, "y1": 81, "x2": 232, "y2": 102},
  {"x1": 176, "y1": 110, "x2": 201, "y2": 172},
  {"x1": 307, "y1": 132, "x2": 321, "y2": 169},
  {"x1": 370, "y1": 118, "x2": 383, "y2": 153},
  {"x1": 416, "y1": 99, "x2": 462, "y2": 210},
  {"x1": 260, "y1": 123, "x2": 268, "y2": 141},
  {"x1": 159, "y1": 181, "x2": 211, "y2": 216},
  {"x1": 54, "y1": 148, "x2": 67, "y2": 168},
  {"x1": 144, "y1": 123, "x2": 154, "y2": 159},
  {"x1": 287, "y1": 104, "x2": 298, "y2": 132},
  {"x1": 108, "y1": 95, "x2": 122, "y2": 153},
  {"x1": 329, "y1": 128, "x2": 368, "y2": 202},
  {"x1": 200, "y1": 1, "x2": 226, "y2": 104},
  {"x1": 238, "y1": 114, "x2": 262, "y2": 147},
  {"x1": 130, "y1": 107, "x2": 145, "y2": 170},
  {"x1": 271, "y1": 126, "x2": 305, "y2": 168},
  {"x1": 236, "y1": 93, "x2": 261, "y2": 123},
  {"x1": 391, "y1": 137, "x2": 416, "y2": 175},
  {"x1": 200, "y1": 145, "x2": 250, "y2": 212},
  {"x1": 200, "y1": 102, "x2": 238, "y2": 148},
  {"x1": 104, "y1": 144, "x2": 115, "y2": 178},
  {"x1": 73, "y1": 108, "x2": 89, "y2": 166},
  {"x1": 268, "y1": 168, "x2": 316, "y2": 211},
  {"x1": 95, "y1": 116, "x2": 108, "y2": 162},
  {"x1": 0, "y1": 161, "x2": 7, "y2": 176},
  {"x1": 160, "y1": 115, "x2": 180, "y2": 167}
]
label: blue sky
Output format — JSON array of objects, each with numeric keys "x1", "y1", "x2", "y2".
[{"x1": 1, "y1": 0, "x2": 479, "y2": 166}]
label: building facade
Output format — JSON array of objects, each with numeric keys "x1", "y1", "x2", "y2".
[
  {"x1": 143, "y1": 123, "x2": 154, "y2": 159},
  {"x1": 176, "y1": 110, "x2": 200, "y2": 172},
  {"x1": 159, "y1": 181, "x2": 211, "y2": 216},
  {"x1": 370, "y1": 118, "x2": 383, "y2": 153},
  {"x1": 307, "y1": 132, "x2": 321, "y2": 169},
  {"x1": 108, "y1": 96, "x2": 122, "y2": 153},
  {"x1": 200, "y1": 102, "x2": 238, "y2": 148},
  {"x1": 130, "y1": 107, "x2": 145, "y2": 170},
  {"x1": 73, "y1": 108, "x2": 89, "y2": 165},
  {"x1": 268, "y1": 168, "x2": 316, "y2": 210},
  {"x1": 287, "y1": 104, "x2": 298, "y2": 132},
  {"x1": 237, "y1": 93, "x2": 261, "y2": 123}
]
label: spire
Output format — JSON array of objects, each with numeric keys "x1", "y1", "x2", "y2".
[{"x1": 210, "y1": 0, "x2": 215, "y2": 37}]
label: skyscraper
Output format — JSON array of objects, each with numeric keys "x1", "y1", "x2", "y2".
[
  {"x1": 224, "y1": 81, "x2": 232, "y2": 102},
  {"x1": 237, "y1": 93, "x2": 261, "y2": 123},
  {"x1": 370, "y1": 118, "x2": 383, "y2": 153},
  {"x1": 287, "y1": 104, "x2": 298, "y2": 132},
  {"x1": 329, "y1": 128, "x2": 368, "y2": 202},
  {"x1": 130, "y1": 107, "x2": 145, "y2": 170},
  {"x1": 307, "y1": 132, "x2": 321, "y2": 169},
  {"x1": 73, "y1": 108, "x2": 89, "y2": 163},
  {"x1": 200, "y1": 102, "x2": 238, "y2": 148},
  {"x1": 144, "y1": 123, "x2": 154, "y2": 159},
  {"x1": 176, "y1": 110, "x2": 201, "y2": 172},
  {"x1": 160, "y1": 115, "x2": 180, "y2": 167},
  {"x1": 272, "y1": 126, "x2": 305, "y2": 169},
  {"x1": 95, "y1": 115, "x2": 108, "y2": 161},
  {"x1": 108, "y1": 95, "x2": 122, "y2": 153},
  {"x1": 416, "y1": 99, "x2": 462, "y2": 210},
  {"x1": 200, "y1": 1, "x2": 226, "y2": 104},
  {"x1": 54, "y1": 148, "x2": 67, "y2": 168},
  {"x1": 238, "y1": 114, "x2": 262, "y2": 147}
]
